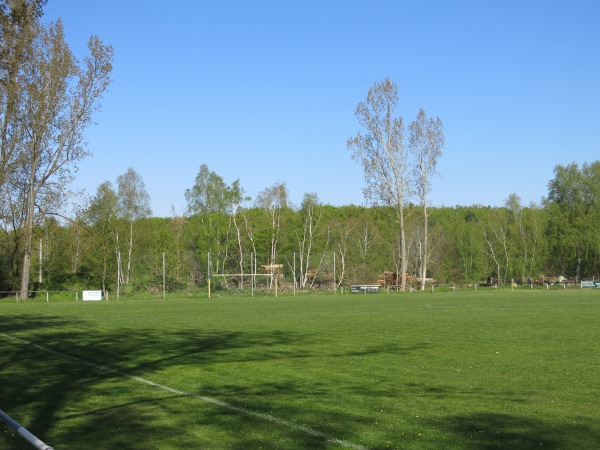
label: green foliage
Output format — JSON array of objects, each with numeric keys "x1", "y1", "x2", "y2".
[
  {"x1": 0, "y1": 202, "x2": 563, "y2": 294},
  {"x1": 80, "y1": 182, "x2": 119, "y2": 291},
  {"x1": 1, "y1": 1, "x2": 113, "y2": 298},
  {"x1": 185, "y1": 164, "x2": 248, "y2": 215},
  {"x1": 4, "y1": 161, "x2": 600, "y2": 294},
  {"x1": 545, "y1": 161, "x2": 600, "y2": 278}
]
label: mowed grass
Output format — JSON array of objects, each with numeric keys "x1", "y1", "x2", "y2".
[{"x1": 1, "y1": 289, "x2": 600, "y2": 449}]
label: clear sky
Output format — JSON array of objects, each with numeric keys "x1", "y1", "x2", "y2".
[{"x1": 43, "y1": 0, "x2": 600, "y2": 217}]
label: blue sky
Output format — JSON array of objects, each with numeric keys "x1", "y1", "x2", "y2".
[{"x1": 43, "y1": 1, "x2": 600, "y2": 217}]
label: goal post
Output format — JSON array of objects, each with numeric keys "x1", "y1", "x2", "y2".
[
  {"x1": 207, "y1": 251, "x2": 284, "y2": 297},
  {"x1": 211, "y1": 273, "x2": 279, "y2": 297}
]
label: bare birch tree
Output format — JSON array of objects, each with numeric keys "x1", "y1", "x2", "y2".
[
  {"x1": 483, "y1": 210, "x2": 510, "y2": 285},
  {"x1": 228, "y1": 179, "x2": 249, "y2": 287},
  {"x1": 348, "y1": 78, "x2": 410, "y2": 290},
  {"x1": 353, "y1": 221, "x2": 374, "y2": 263},
  {"x1": 116, "y1": 167, "x2": 151, "y2": 284},
  {"x1": 296, "y1": 192, "x2": 322, "y2": 290},
  {"x1": 409, "y1": 108, "x2": 444, "y2": 290},
  {"x1": 332, "y1": 218, "x2": 355, "y2": 289},
  {"x1": 255, "y1": 181, "x2": 288, "y2": 283}
]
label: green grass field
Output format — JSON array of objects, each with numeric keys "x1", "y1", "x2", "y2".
[{"x1": 1, "y1": 288, "x2": 599, "y2": 449}]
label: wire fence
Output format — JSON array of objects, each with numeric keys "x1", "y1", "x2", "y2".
[
  {"x1": 0, "y1": 290, "x2": 106, "y2": 302},
  {"x1": 0, "y1": 279, "x2": 594, "y2": 303}
]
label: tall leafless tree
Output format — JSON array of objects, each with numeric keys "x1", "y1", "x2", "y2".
[
  {"x1": 117, "y1": 167, "x2": 151, "y2": 284},
  {"x1": 296, "y1": 192, "x2": 323, "y2": 290},
  {"x1": 409, "y1": 108, "x2": 444, "y2": 290},
  {"x1": 255, "y1": 181, "x2": 288, "y2": 284},
  {"x1": 348, "y1": 78, "x2": 411, "y2": 290}
]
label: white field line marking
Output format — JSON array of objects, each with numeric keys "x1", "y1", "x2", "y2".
[{"x1": 1, "y1": 333, "x2": 367, "y2": 450}]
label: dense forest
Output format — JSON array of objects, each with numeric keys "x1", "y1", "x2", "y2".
[{"x1": 1, "y1": 159, "x2": 599, "y2": 296}]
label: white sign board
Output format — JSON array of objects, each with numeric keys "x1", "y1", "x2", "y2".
[
  {"x1": 580, "y1": 281, "x2": 599, "y2": 289},
  {"x1": 350, "y1": 284, "x2": 381, "y2": 293},
  {"x1": 82, "y1": 290, "x2": 102, "y2": 301}
]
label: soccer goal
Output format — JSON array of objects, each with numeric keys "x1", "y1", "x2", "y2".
[{"x1": 209, "y1": 272, "x2": 279, "y2": 297}]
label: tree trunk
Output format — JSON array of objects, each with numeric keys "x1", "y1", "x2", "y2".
[
  {"x1": 19, "y1": 167, "x2": 38, "y2": 299},
  {"x1": 399, "y1": 206, "x2": 407, "y2": 291},
  {"x1": 19, "y1": 242, "x2": 32, "y2": 299},
  {"x1": 420, "y1": 201, "x2": 428, "y2": 291},
  {"x1": 126, "y1": 220, "x2": 133, "y2": 284},
  {"x1": 232, "y1": 213, "x2": 244, "y2": 289},
  {"x1": 101, "y1": 253, "x2": 108, "y2": 293}
]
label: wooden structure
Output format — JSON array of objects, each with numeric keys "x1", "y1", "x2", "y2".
[
  {"x1": 377, "y1": 271, "x2": 413, "y2": 286},
  {"x1": 258, "y1": 264, "x2": 284, "y2": 279}
]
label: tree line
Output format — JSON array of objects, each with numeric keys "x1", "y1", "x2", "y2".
[{"x1": 0, "y1": 160, "x2": 598, "y2": 296}]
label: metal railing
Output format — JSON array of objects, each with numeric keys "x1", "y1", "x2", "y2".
[
  {"x1": 0, "y1": 290, "x2": 81, "y2": 302},
  {"x1": 0, "y1": 408, "x2": 53, "y2": 450}
]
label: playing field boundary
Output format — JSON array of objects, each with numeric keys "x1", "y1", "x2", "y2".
[{"x1": 1, "y1": 332, "x2": 367, "y2": 450}]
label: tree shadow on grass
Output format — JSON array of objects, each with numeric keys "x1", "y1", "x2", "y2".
[
  {"x1": 6, "y1": 312, "x2": 600, "y2": 449},
  {"x1": 437, "y1": 412, "x2": 600, "y2": 449},
  {"x1": 0, "y1": 314, "x2": 376, "y2": 449}
]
